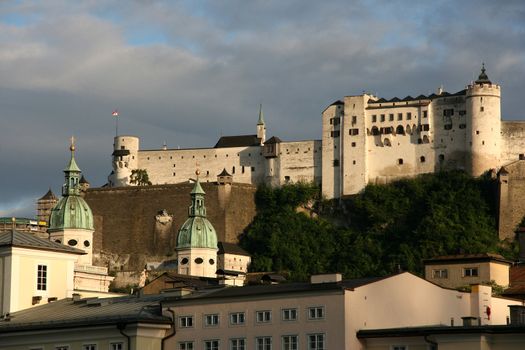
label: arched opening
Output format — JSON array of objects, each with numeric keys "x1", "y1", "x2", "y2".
[
  {"x1": 371, "y1": 126, "x2": 380, "y2": 135},
  {"x1": 406, "y1": 125, "x2": 412, "y2": 134},
  {"x1": 423, "y1": 135, "x2": 430, "y2": 143},
  {"x1": 383, "y1": 138, "x2": 391, "y2": 147},
  {"x1": 396, "y1": 125, "x2": 405, "y2": 135}
]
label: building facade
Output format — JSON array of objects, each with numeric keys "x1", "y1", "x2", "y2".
[{"x1": 106, "y1": 66, "x2": 525, "y2": 201}]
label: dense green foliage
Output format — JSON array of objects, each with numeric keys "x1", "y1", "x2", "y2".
[{"x1": 240, "y1": 171, "x2": 515, "y2": 282}]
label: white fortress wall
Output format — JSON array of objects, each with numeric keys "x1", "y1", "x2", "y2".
[
  {"x1": 275, "y1": 140, "x2": 321, "y2": 185},
  {"x1": 138, "y1": 145, "x2": 266, "y2": 185},
  {"x1": 501, "y1": 121, "x2": 525, "y2": 164},
  {"x1": 322, "y1": 103, "x2": 343, "y2": 198}
]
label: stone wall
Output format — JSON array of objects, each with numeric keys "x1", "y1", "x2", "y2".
[
  {"x1": 498, "y1": 160, "x2": 525, "y2": 240},
  {"x1": 84, "y1": 182, "x2": 257, "y2": 271}
]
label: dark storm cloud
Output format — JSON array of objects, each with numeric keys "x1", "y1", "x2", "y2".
[{"x1": 0, "y1": 0, "x2": 524, "y2": 216}]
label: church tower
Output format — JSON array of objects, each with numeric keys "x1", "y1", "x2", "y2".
[
  {"x1": 466, "y1": 63, "x2": 501, "y2": 176},
  {"x1": 176, "y1": 173, "x2": 218, "y2": 278},
  {"x1": 257, "y1": 104, "x2": 266, "y2": 145},
  {"x1": 48, "y1": 139, "x2": 95, "y2": 266}
]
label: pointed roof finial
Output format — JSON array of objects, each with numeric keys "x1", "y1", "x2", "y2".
[
  {"x1": 475, "y1": 62, "x2": 491, "y2": 84},
  {"x1": 65, "y1": 136, "x2": 81, "y2": 173},
  {"x1": 257, "y1": 103, "x2": 265, "y2": 125}
]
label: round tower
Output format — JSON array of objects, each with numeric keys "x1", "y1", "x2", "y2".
[
  {"x1": 176, "y1": 174, "x2": 218, "y2": 278},
  {"x1": 466, "y1": 64, "x2": 501, "y2": 176},
  {"x1": 109, "y1": 135, "x2": 139, "y2": 187},
  {"x1": 48, "y1": 139, "x2": 94, "y2": 265}
]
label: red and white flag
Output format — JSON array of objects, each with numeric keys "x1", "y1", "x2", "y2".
[{"x1": 112, "y1": 110, "x2": 119, "y2": 117}]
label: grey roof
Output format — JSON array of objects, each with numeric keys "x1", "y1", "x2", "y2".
[
  {"x1": 0, "y1": 230, "x2": 85, "y2": 255},
  {"x1": 0, "y1": 295, "x2": 171, "y2": 332},
  {"x1": 39, "y1": 188, "x2": 57, "y2": 201},
  {"x1": 369, "y1": 89, "x2": 467, "y2": 104},
  {"x1": 217, "y1": 168, "x2": 232, "y2": 177},
  {"x1": 423, "y1": 253, "x2": 512, "y2": 265},
  {"x1": 79, "y1": 175, "x2": 89, "y2": 184},
  {"x1": 214, "y1": 135, "x2": 261, "y2": 148},
  {"x1": 170, "y1": 276, "x2": 385, "y2": 302},
  {"x1": 112, "y1": 149, "x2": 130, "y2": 156},
  {"x1": 218, "y1": 242, "x2": 250, "y2": 256},
  {"x1": 264, "y1": 136, "x2": 282, "y2": 144}
]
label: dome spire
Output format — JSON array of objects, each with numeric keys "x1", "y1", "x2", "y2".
[
  {"x1": 257, "y1": 103, "x2": 265, "y2": 125},
  {"x1": 62, "y1": 137, "x2": 82, "y2": 196},
  {"x1": 475, "y1": 62, "x2": 491, "y2": 84}
]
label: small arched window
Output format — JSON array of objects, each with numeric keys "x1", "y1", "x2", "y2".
[
  {"x1": 396, "y1": 125, "x2": 405, "y2": 135},
  {"x1": 371, "y1": 126, "x2": 380, "y2": 135}
]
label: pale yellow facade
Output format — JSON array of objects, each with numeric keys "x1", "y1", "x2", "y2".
[
  {"x1": 0, "y1": 246, "x2": 78, "y2": 315},
  {"x1": 424, "y1": 257, "x2": 511, "y2": 289}
]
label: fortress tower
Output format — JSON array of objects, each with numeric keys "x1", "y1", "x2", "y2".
[
  {"x1": 176, "y1": 173, "x2": 219, "y2": 278},
  {"x1": 466, "y1": 64, "x2": 502, "y2": 176},
  {"x1": 256, "y1": 104, "x2": 266, "y2": 144},
  {"x1": 48, "y1": 139, "x2": 94, "y2": 266},
  {"x1": 108, "y1": 135, "x2": 139, "y2": 187}
]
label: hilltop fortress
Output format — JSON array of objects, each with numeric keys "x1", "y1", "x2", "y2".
[{"x1": 109, "y1": 65, "x2": 525, "y2": 200}]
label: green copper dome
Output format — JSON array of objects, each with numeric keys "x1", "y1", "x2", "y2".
[
  {"x1": 176, "y1": 180, "x2": 218, "y2": 250},
  {"x1": 48, "y1": 141, "x2": 94, "y2": 232}
]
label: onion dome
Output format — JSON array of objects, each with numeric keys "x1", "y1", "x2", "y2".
[
  {"x1": 48, "y1": 140, "x2": 94, "y2": 232},
  {"x1": 176, "y1": 178, "x2": 218, "y2": 250}
]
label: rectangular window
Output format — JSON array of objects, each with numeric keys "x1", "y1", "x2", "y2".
[
  {"x1": 351, "y1": 116, "x2": 357, "y2": 124},
  {"x1": 421, "y1": 124, "x2": 430, "y2": 131},
  {"x1": 330, "y1": 130, "x2": 340, "y2": 137},
  {"x1": 110, "y1": 343, "x2": 123, "y2": 350},
  {"x1": 423, "y1": 111, "x2": 428, "y2": 118},
  {"x1": 389, "y1": 113, "x2": 394, "y2": 121},
  {"x1": 179, "y1": 316, "x2": 194, "y2": 328},
  {"x1": 205, "y1": 314, "x2": 219, "y2": 327},
  {"x1": 83, "y1": 345, "x2": 97, "y2": 350},
  {"x1": 443, "y1": 109, "x2": 454, "y2": 117},
  {"x1": 179, "y1": 342, "x2": 194, "y2": 350},
  {"x1": 372, "y1": 115, "x2": 377, "y2": 123},
  {"x1": 307, "y1": 334, "x2": 325, "y2": 350},
  {"x1": 349, "y1": 128, "x2": 359, "y2": 135},
  {"x1": 397, "y1": 113, "x2": 403, "y2": 120},
  {"x1": 333, "y1": 159, "x2": 340, "y2": 167},
  {"x1": 282, "y1": 335, "x2": 298, "y2": 350},
  {"x1": 230, "y1": 312, "x2": 245, "y2": 325},
  {"x1": 282, "y1": 308, "x2": 298, "y2": 321},
  {"x1": 392, "y1": 346, "x2": 407, "y2": 350},
  {"x1": 230, "y1": 338, "x2": 246, "y2": 350},
  {"x1": 459, "y1": 110, "x2": 467, "y2": 116},
  {"x1": 37, "y1": 264, "x2": 47, "y2": 291},
  {"x1": 406, "y1": 112, "x2": 412, "y2": 120},
  {"x1": 432, "y1": 269, "x2": 448, "y2": 279},
  {"x1": 256, "y1": 310, "x2": 271, "y2": 323},
  {"x1": 332, "y1": 117, "x2": 340, "y2": 125},
  {"x1": 380, "y1": 114, "x2": 385, "y2": 122},
  {"x1": 256, "y1": 337, "x2": 272, "y2": 350},
  {"x1": 351, "y1": 142, "x2": 356, "y2": 147},
  {"x1": 464, "y1": 267, "x2": 479, "y2": 277},
  {"x1": 308, "y1": 307, "x2": 324, "y2": 320},
  {"x1": 205, "y1": 340, "x2": 219, "y2": 350}
]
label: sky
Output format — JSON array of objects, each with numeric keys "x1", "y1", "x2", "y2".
[{"x1": 0, "y1": 0, "x2": 524, "y2": 217}]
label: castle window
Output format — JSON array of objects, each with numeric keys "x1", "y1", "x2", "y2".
[
  {"x1": 159, "y1": 156, "x2": 161, "y2": 159},
  {"x1": 396, "y1": 125, "x2": 405, "y2": 135},
  {"x1": 215, "y1": 155, "x2": 217, "y2": 158},
  {"x1": 147, "y1": 157, "x2": 150, "y2": 160},
  {"x1": 444, "y1": 124, "x2": 452, "y2": 130},
  {"x1": 398, "y1": 113, "x2": 403, "y2": 121},
  {"x1": 204, "y1": 155, "x2": 206, "y2": 158},
  {"x1": 459, "y1": 110, "x2": 467, "y2": 116},
  {"x1": 423, "y1": 111, "x2": 428, "y2": 118},
  {"x1": 389, "y1": 114, "x2": 394, "y2": 121},
  {"x1": 333, "y1": 159, "x2": 340, "y2": 167},
  {"x1": 398, "y1": 159, "x2": 403, "y2": 165},
  {"x1": 352, "y1": 116, "x2": 357, "y2": 124},
  {"x1": 380, "y1": 114, "x2": 385, "y2": 122},
  {"x1": 195, "y1": 258, "x2": 203, "y2": 264},
  {"x1": 251, "y1": 166, "x2": 255, "y2": 171},
  {"x1": 232, "y1": 166, "x2": 235, "y2": 174},
  {"x1": 383, "y1": 138, "x2": 391, "y2": 147},
  {"x1": 422, "y1": 124, "x2": 430, "y2": 131},
  {"x1": 439, "y1": 154, "x2": 445, "y2": 161},
  {"x1": 121, "y1": 146, "x2": 125, "y2": 150},
  {"x1": 520, "y1": 154, "x2": 525, "y2": 160},
  {"x1": 173, "y1": 172, "x2": 176, "y2": 176},
  {"x1": 242, "y1": 166, "x2": 245, "y2": 174},
  {"x1": 353, "y1": 160, "x2": 356, "y2": 165},
  {"x1": 482, "y1": 141, "x2": 485, "y2": 145},
  {"x1": 372, "y1": 115, "x2": 377, "y2": 123},
  {"x1": 443, "y1": 109, "x2": 454, "y2": 117},
  {"x1": 170, "y1": 156, "x2": 172, "y2": 159},
  {"x1": 285, "y1": 176, "x2": 290, "y2": 182},
  {"x1": 480, "y1": 106, "x2": 484, "y2": 112},
  {"x1": 420, "y1": 156, "x2": 426, "y2": 163},
  {"x1": 84, "y1": 240, "x2": 90, "y2": 247},
  {"x1": 330, "y1": 130, "x2": 340, "y2": 137},
  {"x1": 406, "y1": 125, "x2": 412, "y2": 134},
  {"x1": 351, "y1": 142, "x2": 356, "y2": 147},
  {"x1": 181, "y1": 156, "x2": 184, "y2": 159},
  {"x1": 371, "y1": 126, "x2": 380, "y2": 135},
  {"x1": 173, "y1": 164, "x2": 176, "y2": 167},
  {"x1": 459, "y1": 123, "x2": 466, "y2": 129},
  {"x1": 406, "y1": 112, "x2": 412, "y2": 120},
  {"x1": 476, "y1": 130, "x2": 480, "y2": 135},
  {"x1": 192, "y1": 155, "x2": 195, "y2": 158},
  {"x1": 422, "y1": 136, "x2": 429, "y2": 143},
  {"x1": 206, "y1": 171, "x2": 209, "y2": 176}
]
